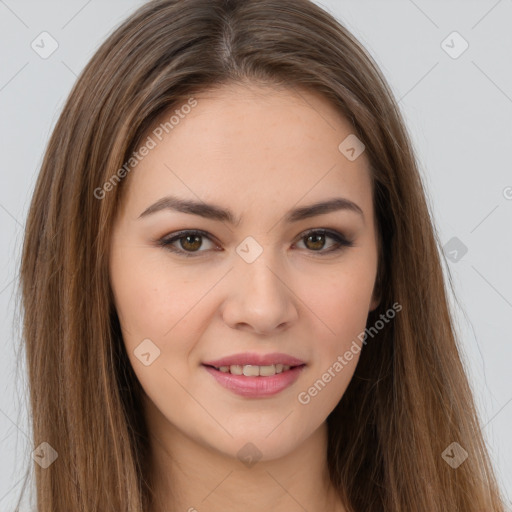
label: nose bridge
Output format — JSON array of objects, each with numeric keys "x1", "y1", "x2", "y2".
[
  {"x1": 235, "y1": 238, "x2": 285, "y2": 302},
  {"x1": 222, "y1": 236, "x2": 297, "y2": 333}
]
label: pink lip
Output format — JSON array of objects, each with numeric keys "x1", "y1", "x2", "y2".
[
  {"x1": 203, "y1": 364, "x2": 306, "y2": 398},
  {"x1": 202, "y1": 352, "x2": 306, "y2": 367}
]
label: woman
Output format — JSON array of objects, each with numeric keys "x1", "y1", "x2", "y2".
[{"x1": 17, "y1": 0, "x2": 507, "y2": 510}]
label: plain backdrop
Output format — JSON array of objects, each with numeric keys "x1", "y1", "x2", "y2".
[{"x1": 0, "y1": 0, "x2": 511, "y2": 509}]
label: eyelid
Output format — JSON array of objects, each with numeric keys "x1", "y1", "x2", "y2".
[
  {"x1": 157, "y1": 227, "x2": 354, "y2": 257},
  {"x1": 157, "y1": 229, "x2": 219, "y2": 254}
]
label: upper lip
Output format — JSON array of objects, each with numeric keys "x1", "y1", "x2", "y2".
[{"x1": 202, "y1": 352, "x2": 306, "y2": 368}]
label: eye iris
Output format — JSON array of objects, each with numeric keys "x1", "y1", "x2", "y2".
[
  {"x1": 305, "y1": 233, "x2": 325, "y2": 251},
  {"x1": 181, "y1": 234, "x2": 202, "y2": 251}
]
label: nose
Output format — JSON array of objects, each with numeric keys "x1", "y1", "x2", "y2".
[{"x1": 220, "y1": 252, "x2": 299, "y2": 336}]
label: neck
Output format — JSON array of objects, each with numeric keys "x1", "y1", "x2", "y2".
[{"x1": 145, "y1": 404, "x2": 346, "y2": 512}]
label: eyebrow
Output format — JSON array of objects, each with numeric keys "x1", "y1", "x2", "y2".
[{"x1": 138, "y1": 195, "x2": 364, "y2": 224}]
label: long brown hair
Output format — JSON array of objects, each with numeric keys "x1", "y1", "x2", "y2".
[{"x1": 17, "y1": 0, "x2": 507, "y2": 510}]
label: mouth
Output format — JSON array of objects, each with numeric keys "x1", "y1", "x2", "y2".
[
  {"x1": 202, "y1": 363, "x2": 305, "y2": 376},
  {"x1": 201, "y1": 363, "x2": 307, "y2": 398}
]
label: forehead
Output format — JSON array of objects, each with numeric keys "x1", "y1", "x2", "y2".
[{"x1": 122, "y1": 83, "x2": 373, "y2": 224}]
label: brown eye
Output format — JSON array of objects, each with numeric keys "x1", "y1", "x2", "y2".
[
  {"x1": 158, "y1": 228, "x2": 353, "y2": 259},
  {"x1": 158, "y1": 230, "x2": 217, "y2": 257},
  {"x1": 295, "y1": 229, "x2": 353, "y2": 254},
  {"x1": 304, "y1": 233, "x2": 328, "y2": 251},
  {"x1": 179, "y1": 234, "x2": 203, "y2": 252}
]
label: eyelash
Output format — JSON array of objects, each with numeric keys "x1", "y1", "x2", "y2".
[{"x1": 156, "y1": 228, "x2": 354, "y2": 258}]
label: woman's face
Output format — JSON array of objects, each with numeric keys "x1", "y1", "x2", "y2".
[{"x1": 109, "y1": 83, "x2": 380, "y2": 462}]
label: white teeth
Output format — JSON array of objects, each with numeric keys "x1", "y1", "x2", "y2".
[
  {"x1": 243, "y1": 365, "x2": 261, "y2": 377},
  {"x1": 215, "y1": 364, "x2": 294, "y2": 376},
  {"x1": 258, "y1": 365, "x2": 276, "y2": 376},
  {"x1": 230, "y1": 365, "x2": 243, "y2": 375}
]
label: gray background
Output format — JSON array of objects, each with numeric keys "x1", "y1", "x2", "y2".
[{"x1": 1, "y1": 0, "x2": 511, "y2": 509}]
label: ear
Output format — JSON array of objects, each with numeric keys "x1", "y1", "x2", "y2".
[
  {"x1": 369, "y1": 274, "x2": 381, "y2": 312},
  {"x1": 369, "y1": 292, "x2": 380, "y2": 312}
]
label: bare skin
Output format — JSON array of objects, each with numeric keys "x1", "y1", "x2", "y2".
[{"x1": 109, "y1": 82, "x2": 380, "y2": 512}]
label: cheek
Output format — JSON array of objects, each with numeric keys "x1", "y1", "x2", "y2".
[
  {"x1": 293, "y1": 273, "x2": 372, "y2": 415},
  {"x1": 300, "y1": 264, "x2": 376, "y2": 346},
  {"x1": 293, "y1": 256, "x2": 376, "y2": 408},
  {"x1": 109, "y1": 250, "x2": 203, "y2": 399},
  {"x1": 110, "y1": 245, "x2": 203, "y2": 343}
]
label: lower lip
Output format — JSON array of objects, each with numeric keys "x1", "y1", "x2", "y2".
[{"x1": 202, "y1": 364, "x2": 306, "y2": 398}]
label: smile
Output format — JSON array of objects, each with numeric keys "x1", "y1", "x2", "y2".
[
  {"x1": 209, "y1": 363, "x2": 298, "y2": 376},
  {"x1": 202, "y1": 363, "x2": 306, "y2": 398}
]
